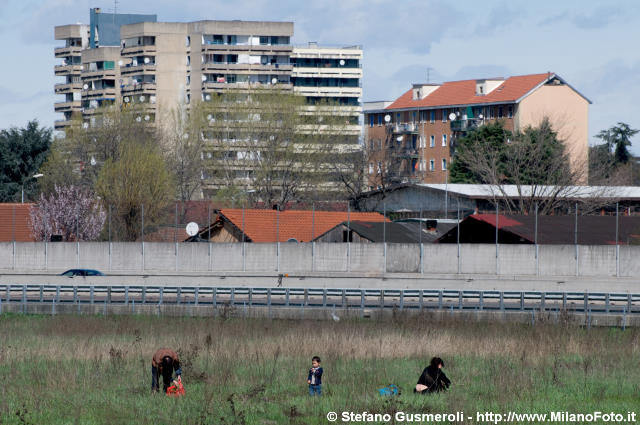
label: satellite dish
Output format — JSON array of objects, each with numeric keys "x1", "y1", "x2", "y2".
[
  {"x1": 90, "y1": 156, "x2": 96, "y2": 166},
  {"x1": 202, "y1": 75, "x2": 207, "y2": 82},
  {"x1": 82, "y1": 122, "x2": 89, "y2": 129},
  {"x1": 448, "y1": 113, "x2": 457, "y2": 121},
  {"x1": 339, "y1": 59, "x2": 345, "y2": 66},
  {"x1": 478, "y1": 114, "x2": 484, "y2": 119},
  {"x1": 185, "y1": 222, "x2": 199, "y2": 237},
  {"x1": 136, "y1": 116, "x2": 142, "y2": 122},
  {"x1": 124, "y1": 96, "x2": 130, "y2": 103},
  {"x1": 384, "y1": 115, "x2": 391, "y2": 123},
  {"x1": 271, "y1": 78, "x2": 278, "y2": 84},
  {"x1": 144, "y1": 57, "x2": 150, "y2": 64},
  {"x1": 83, "y1": 84, "x2": 88, "y2": 90},
  {"x1": 207, "y1": 114, "x2": 213, "y2": 120},
  {"x1": 139, "y1": 96, "x2": 145, "y2": 102},
  {"x1": 144, "y1": 115, "x2": 150, "y2": 121},
  {"x1": 205, "y1": 94, "x2": 211, "y2": 101},
  {"x1": 396, "y1": 136, "x2": 403, "y2": 142},
  {"x1": 118, "y1": 60, "x2": 123, "y2": 66}
]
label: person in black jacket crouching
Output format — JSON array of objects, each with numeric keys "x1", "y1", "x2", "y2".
[{"x1": 415, "y1": 357, "x2": 451, "y2": 393}]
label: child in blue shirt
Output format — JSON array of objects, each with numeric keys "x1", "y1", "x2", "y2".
[{"x1": 307, "y1": 356, "x2": 323, "y2": 396}]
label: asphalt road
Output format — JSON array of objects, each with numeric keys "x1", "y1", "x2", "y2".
[{"x1": 1, "y1": 271, "x2": 638, "y2": 293}]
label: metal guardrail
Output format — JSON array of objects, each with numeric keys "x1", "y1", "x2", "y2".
[{"x1": 0, "y1": 285, "x2": 638, "y2": 316}]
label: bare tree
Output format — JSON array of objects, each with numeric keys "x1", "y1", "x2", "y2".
[
  {"x1": 451, "y1": 118, "x2": 613, "y2": 214},
  {"x1": 201, "y1": 89, "x2": 346, "y2": 208},
  {"x1": 161, "y1": 102, "x2": 207, "y2": 202},
  {"x1": 30, "y1": 185, "x2": 105, "y2": 241}
]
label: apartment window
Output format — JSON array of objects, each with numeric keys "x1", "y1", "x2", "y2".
[
  {"x1": 419, "y1": 136, "x2": 425, "y2": 148},
  {"x1": 186, "y1": 36, "x2": 190, "y2": 47},
  {"x1": 442, "y1": 134, "x2": 447, "y2": 146},
  {"x1": 186, "y1": 55, "x2": 190, "y2": 66},
  {"x1": 377, "y1": 114, "x2": 382, "y2": 126},
  {"x1": 498, "y1": 106, "x2": 503, "y2": 119},
  {"x1": 412, "y1": 111, "x2": 417, "y2": 122},
  {"x1": 430, "y1": 110, "x2": 435, "y2": 123},
  {"x1": 429, "y1": 159, "x2": 435, "y2": 171},
  {"x1": 508, "y1": 105, "x2": 513, "y2": 118},
  {"x1": 442, "y1": 108, "x2": 448, "y2": 122},
  {"x1": 420, "y1": 159, "x2": 426, "y2": 171},
  {"x1": 186, "y1": 75, "x2": 190, "y2": 85},
  {"x1": 396, "y1": 112, "x2": 401, "y2": 122},
  {"x1": 259, "y1": 36, "x2": 269, "y2": 45},
  {"x1": 368, "y1": 163, "x2": 374, "y2": 174},
  {"x1": 442, "y1": 158, "x2": 447, "y2": 170},
  {"x1": 369, "y1": 115, "x2": 374, "y2": 127},
  {"x1": 430, "y1": 135, "x2": 435, "y2": 147}
]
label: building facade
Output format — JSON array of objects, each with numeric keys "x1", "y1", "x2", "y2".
[
  {"x1": 54, "y1": 8, "x2": 156, "y2": 130},
  {"x1": 55, "y1": 11, "x2": 363, "y2": 199},
  {"x1": 364, "y1": 73, "x2": 590, "y2": 188},
  {"x1": 54, "y1": 24, "x2": 89, "y2": 130}
]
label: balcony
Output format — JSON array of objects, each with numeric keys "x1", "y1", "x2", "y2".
[
  {"x1": 450, "y1": 118, "x2": 482, "y2": 132},
  {"x1": 391, "y1": 147, "x2": 420, "y2": 159},
  {"x1": 54, "y1": 101, "x2": 81, "y2": 112},
  {"x1": 293, "y1": 86, "x2": 361, "y2": 97},
  {"x1": 201, "y1": 63, "x2": 293, "y2": 73},
  {"x1": 120, "y1": 63, "x2": 156, "y2": 75},
  {"x1": 121, "y1": 45, "x2": 156, "y2": 56},
  {"x1": 54, "y1": 82, "x2": 82, "y2": 94},
  {"x1": 54, "y1": 119, "x2": 73, "y2": 130},
  {"x1": 54, "y1": 64, "x2": 82, "y2": 75},
  {"x1": 391, "y1": 123, "x2": 419, "y2": 134},
  {"x1": 291, "y1": 67, "x2": 363, "y2": 79},
  {"x1": 121, "y1": 82, "x2": 157, "y2": 94},
  {"x1": 201, "y1": 44, "x2": 292, "y2": 54},
  {"x1": 54, "y1": 46, "x2": 82, "y2": 58},
  {"x1": 82, "y1": 88, "x2": 117, "y2": 98},
  {"x1": 203, "y1": 81, "x2": 293, "y2": 91}
]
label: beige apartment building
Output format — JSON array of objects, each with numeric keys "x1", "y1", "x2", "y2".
[
  {"x1": 364, "y1": 72, "x2": 590, "y2": 188},
  {"x1": 54, "y1": 15, "x2": 363, "y2": 198},
  {"x1": 54, "y1": 24, "x2": 89, "y2": 130}
]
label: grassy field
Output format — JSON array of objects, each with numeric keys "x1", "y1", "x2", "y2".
[{"x1": 0, "y1": 313, "x2": 638, "y2": 424}]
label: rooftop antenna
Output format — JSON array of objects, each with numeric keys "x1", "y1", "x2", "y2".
[
  {"x1": 426, "y1": 67, "x2": 434, "y2": 84},
  {"x1": 113, "y1": 0, "x2": 119, "y2": 23}
]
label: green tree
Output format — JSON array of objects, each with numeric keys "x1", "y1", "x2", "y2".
[
  {"x1": 450, "y1": 117, "x2": 582, "y2": 214},
  {"x1": 96, "y1": 141, "x2": 174, "y2": 241},
  {"x1": 610, "y1": 122, "x2": 638, "y2": 164},
  {"x1": 449, "y1": 122, "x2": 511, "y2": 184},
  {"x1": 0, "y1": 120, "x2": 51, "y2": 202}
]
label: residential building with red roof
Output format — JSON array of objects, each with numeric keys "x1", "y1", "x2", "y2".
[
  {"x1": 0, "y1": 204, "x2": 36, "y2": 242},
  {"x1": 364, "y1": 72, "x2": 590, "y2": 187},
  {"x1": 192, "y1": 209, "x2": 388, "y2": 242}
]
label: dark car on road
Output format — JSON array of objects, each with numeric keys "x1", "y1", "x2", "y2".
[{"x1": 59, "y1": 269, "x2": 105, "y2": 277}]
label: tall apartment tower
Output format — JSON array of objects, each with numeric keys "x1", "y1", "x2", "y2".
[
  {"x1": 118, "y1": 20, "x2": 294, "y2": 126},
  {"x1": 54, "y1": 8, "x2": 156, "y2": 130},
  {"x1": 54, "y1": 12, "x2": 364, "y2": 197},
  {"x1": 54, "y1": 24, "x2": 89, "y2": 130}
]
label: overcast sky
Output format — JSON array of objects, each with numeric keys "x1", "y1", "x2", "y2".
[{"x1": 1, "y1": 0, "x2": 639, "y2": 152}]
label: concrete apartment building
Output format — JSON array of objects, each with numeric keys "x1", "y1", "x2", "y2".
[
  {"x1": 364, "y1": 73, "x2": 590, "y2": 188},
  {"x1": 54, "y1": 24, "x2": 88, "y2": 130},
  {"x1": 55, "y1": 11, "x2": 363, "y2": 198},
  {"x1": 291, "y1": 43, "x2": 363, "y2": 139}
]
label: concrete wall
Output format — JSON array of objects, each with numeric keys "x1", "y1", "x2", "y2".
[{"x1": 1, "y1": 242, "x2": 636, "y2": 277}]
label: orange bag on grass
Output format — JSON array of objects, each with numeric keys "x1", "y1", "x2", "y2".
[{"x1": 166, "y1": 376, "x2": 185, "y2": 397}]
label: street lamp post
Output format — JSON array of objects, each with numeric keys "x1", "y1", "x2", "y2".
[{"x1": 21, "y1": 173, "x2": 43, "y2": 203}]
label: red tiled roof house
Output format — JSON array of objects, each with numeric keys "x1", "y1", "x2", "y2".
[
  {"x1": 364, "y1": 72, "x2": 590, "y2": 187},
  {"x1": 194, "y1": 209, "x2": 389, "y2": 242}
]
